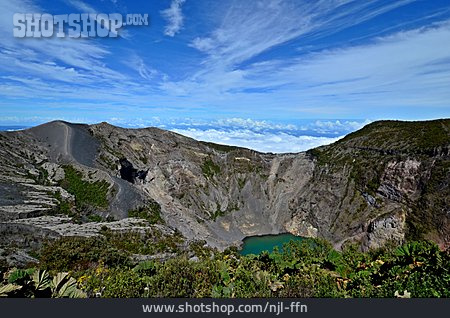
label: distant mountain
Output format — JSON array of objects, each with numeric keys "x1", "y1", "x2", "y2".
[{"x1": 0, "y1": 119, "x2": 448, "y2": 264}]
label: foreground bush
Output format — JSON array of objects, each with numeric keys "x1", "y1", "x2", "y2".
[
  {"x1": 0, "y1": 268, "x2": 85, "y2": 298},
  {"x1": 2, "y1": 238, "x2": 448, "y2": 298}
]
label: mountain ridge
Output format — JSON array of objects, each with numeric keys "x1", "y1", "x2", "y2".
[{"x1": 0, "y1": 119, "x2": 448, "y2": 265}]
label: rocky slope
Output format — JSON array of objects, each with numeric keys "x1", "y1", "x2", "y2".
[{"x1": 0, "y1": 119, "x2": 448, "y2": 261}]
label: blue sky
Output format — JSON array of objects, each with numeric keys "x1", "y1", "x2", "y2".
[{"x1": 1, "y1": 0, "x2": 450, "y2": 152}]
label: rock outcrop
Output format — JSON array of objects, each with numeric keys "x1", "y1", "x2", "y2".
[{"x1": 0, "y1": 119, "x2": 448, "y2": 253}]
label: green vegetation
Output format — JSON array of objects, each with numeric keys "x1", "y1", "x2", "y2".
[
  {"x1": 38, "y1": 230, "x2": 184, "y2": 272},
  {"x1": 36, "y1": 167, "x2": 50, "y2": 186},
  {"x1": 211, "y1": 202, "x2": 239, "y2": 221},
  {"x1": 407, "y1": 159, "x2": 450, "y2": 241},
  {"x1": 348, "y1": 156, "x2": 385, "y2": 195},
  {"x1": 86, "y1": 214, "x2": 105, "y2": 223},
  {"x1": 59, "y1": 165, "x2": 109, "y2": 210},
  {"x1": 200, "y1": 141, "x2": 239, "y2": 153},
  {"x1": 0, "y1": 268, "x2": 85, "y2": 298},
  {"x1": 38, "y1": 236, "x2": 131, "y2": 272},
  {"x1": 53, "y1": 191, "x2": 72, "y2": 215},
  {"x1": 201, "y1": 158, "x2": 221, "y2": 178},
  {"x1": 306, "y1": 120, "x2": 449, "y2": 243},
  {"x1": 211, "y1": 204, "x2": 224, "y2": 221},
  {"x1": 232, "y1": 160, "x2": 263, "y2": 175},
  {"x1": 306, "y1": 147, "x2": 332, "y2": 166},
  {"x1": 99, "y1": 154, "x2": 117, "y2": 171},
  {"x1": 237, "y1": 177, "x2": 246, "y2": 189},
  {"x1": 2, "y1": 236, "x2": 447, "y2": 298},
  {"x1": 308, "y1": 119, "x2": 450, "y2": 168},
  {"x1": 128, "y1": 201, "x2": 163, "y2": 224},
  {"x1": 340, "y1": 119, "x2": 450, "y2": 151}
]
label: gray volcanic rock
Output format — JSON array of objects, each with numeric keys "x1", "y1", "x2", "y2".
[
  {"x1": 362, "y1": 211, "x2": 406, "y2": 250},
  {"x1": 0, "y1": 119, "x2": 448, "y2": 252},
  {"x1": 0, "y1": 248, "x2": 38, "y2": 267}
]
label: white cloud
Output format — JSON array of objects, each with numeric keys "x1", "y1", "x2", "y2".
[
  {"x1": 171, "y1": 127, "x2": 343, "y2": 153},
  {"x1": 0, "y1": 0, "x2": 127, "y2": 86},
  {"x1": 171, "y1": 118, "x2": 298, "y2": 131},
  {"x1": 164, "y1": 117, "x2": 369, "y2": 153},
  {"x1": 310, "y1": 120, "x2": 372, "y2": 134},
  {"x1": 161, "y1": 0, "x2": 186, "y2": 37},
  {"x1": 161, "y1": 117, "x2": 368, "y2": 153},
  {"x1": 67, "y1": 0, "x2": 128, "y2": 37},
  {"x1": 67, "y1": 0, "x2": 95, "y2": 12},
  {"x1": 1, "y1": 0, "x2": 449, "y2": 123},
  {"x1": 189, "y1": 0, "x2": 417, "y2": 66},
  {"x1": 121, "y1": 54, "x2": 161, "y2": 80},
  {"x1": 161, "y1": 20, "x2": 450, "y2": 117}
]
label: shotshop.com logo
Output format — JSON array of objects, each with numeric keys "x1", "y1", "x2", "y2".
[{"x1": 13, "y1": 13, "x2": 149, "y2": 38}]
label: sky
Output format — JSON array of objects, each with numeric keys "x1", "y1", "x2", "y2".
[{"x1": 0, "y1": 0, "x2": 449, "y2": 152}]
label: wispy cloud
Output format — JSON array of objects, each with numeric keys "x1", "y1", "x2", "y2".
[
  {"x1": 1, "y1": 0, "x2": 449, "y2": 126},
  {"x1": 161, "y1": 0, "x2": 186, "y2": 37},
  {"x1": 66, "y1": 0, "x2": 128, "y2": 37},
  {"x1": 121, "y1": 54, "x2": 164, "y2": 81},
  {"x1": 67, "y1": 0, "x2": 96, "y2": 12},
  {"x1": 162, "y1": 19, "x2": 450, "y2": 118},
  {"x1": 0, "y1": 0, "x2": 126, "y2": 84},
  {"x1": 189, "y1": 0, "x2": 418, "y2": 66}
]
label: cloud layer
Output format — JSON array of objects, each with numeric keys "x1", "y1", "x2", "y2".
[
  {"x1": 1, "y1": 0, "x2": 449, "y2": 126},
  {"x1": 168, "y1": 118, "x2": 369, "y2": 153},
  {"x1": 104, "y1": 117, "x2": 368, "y2": 153},
  {"x1": 171, "y1": 127, "x2": 343, "y2": 153},
  {"x1": 161, "y1": 0, "x2": 186, "y2": 37}
]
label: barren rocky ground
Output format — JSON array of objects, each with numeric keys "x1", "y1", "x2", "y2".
[{"x1": 0, "y1": 119, "x2": 448, "y2": 266}]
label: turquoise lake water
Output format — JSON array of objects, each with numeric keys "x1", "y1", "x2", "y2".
[{"x1": 239, "y1": 233, "x2": 304, "y2": 255}]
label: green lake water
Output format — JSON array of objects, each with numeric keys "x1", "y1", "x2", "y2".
[{"x1": 239, "y1": 233, "x2": 304, "y2": 255}]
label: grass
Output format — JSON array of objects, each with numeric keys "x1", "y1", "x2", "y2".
[
  {"x1": 307, "y1": 147, "x2": 331, "y2": 166},
  {"x1": 211, "y1": 202, "x2": 239, "y2": 221},
  {"x1": 201, "y1": 158, "x2": 221, "y2": 178},
  {"x1": 87, "y1": 214, "x2": 104, "y2": 223},
  {"x1": 211, "y1": 203, "x2": 224, "y2": 221},
  {"x1": 36, "y1": 167, "x2": 50, "y2": 186},
  {"x1": 238, "y1": 177, "x2": 246, "y2": 190},
  {"x1": 338, "y1": 119, "x2": 450, "y2": 151},
  {"x1": 308, "y1": 119, "x2": 450, "y2": 168},
  {"x1": 53, "y1": 191, "x2": 72, "y2": 215},
  {"x1": 59, "y1": 165, "x2": 109, "y2": 210},
  {"x1": 128, "y1": 201, "x2": 163, "y2": 224},
  {"x1": 99, "y1": 154, "x2": 117, "y2": 171},
  {"x1": 200, "y1": 141, "x2": 239, "y2": 153}
]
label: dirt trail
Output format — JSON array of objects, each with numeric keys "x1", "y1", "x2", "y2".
[{"x1": 27, "y1": 121, "x2": 142, "y2": 219}]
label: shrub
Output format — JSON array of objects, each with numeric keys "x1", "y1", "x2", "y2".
[
  {"x1": 20, "y1": 236, "x2": 450, "y2": 298},
  {"x1": 201, "y1": 158, "x2": 221, "y2": 178},
  {"x1": 59, "y1": 165, "x2": 109, "y2": 210},
  {"x1": 39, "y1": 237, "x2": 130, "y2": 271},
  {"x1": 128, "y1": 201, "x2": 163, "y2": 224}
]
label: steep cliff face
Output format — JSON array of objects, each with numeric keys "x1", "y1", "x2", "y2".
[
  {"x1": 0, "y1": 119, "x2": 449, "y2": 255},
  {"x1": 89, "y1": 123, "x2": 316, "y2": 248},
  {"x1": 305, "y1": 120, "x2": 449, "y2": 249}
]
